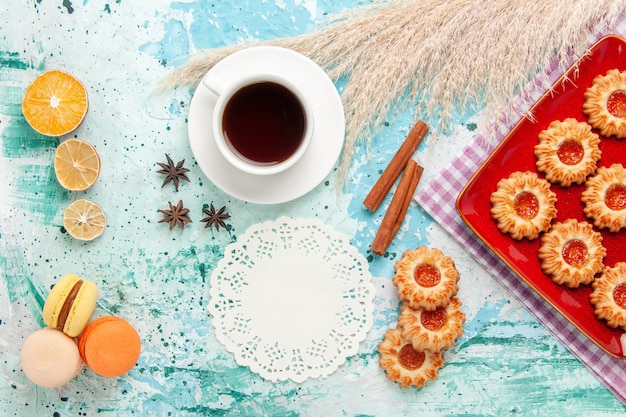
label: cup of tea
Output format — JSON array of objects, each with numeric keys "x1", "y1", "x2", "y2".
[{"x1": 202, "y1": 69, "x2": 314, "y2": 176}]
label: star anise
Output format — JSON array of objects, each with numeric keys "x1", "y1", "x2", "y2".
[
  {"x1": 159, "y1": 200, "x2": 192, "y2": 230},
  {"x1": 157, "y1": 153, "x2": 190, "y2": 191},
  {"x1": 200, "y1": 203, "x2": 230, "y2": 231}
]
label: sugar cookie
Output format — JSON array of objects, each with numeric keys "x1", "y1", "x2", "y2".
[
  {"x1": 538, "y1": 219, "x2": 606, "y2": 288},
  {"x1": 582, "y1": 163, "x2": 626, "y2": 232},
  {"x1": 377, "y1": 327, "x2": 444, "y2": 388},
  {"x1": 583, "y1": 69, "x2": 626, "y2": 138},
  {"x1": 590, "y1": 263, "x2": 626, "y2": 330},
  {"x1": 534, "y1": 118, "x2": 601, "y2": 187},
  {"x1": 490, "y1": 171, "x2": 557, "y2": 240},
  {"x1": 398, "y1": 298, "x2": 465, "y2": 352},
  {"x1": 393, "y1": 246, "x2": 459, "y2": 311}
]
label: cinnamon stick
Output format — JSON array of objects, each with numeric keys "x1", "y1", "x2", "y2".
[
  {"x1": 363, "y1": 120, "x2": 428, "y2": 212},
  {"x1": 371, "y1": 160, "x2": 423, "y2": 255},
  {"x1": 391, "y1": 163, "x2": 423, "y2": 238}
]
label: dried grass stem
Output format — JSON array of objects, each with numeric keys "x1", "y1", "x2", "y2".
[{"x1": 162, "y1": 0, "x2": 625, "y2": 177}]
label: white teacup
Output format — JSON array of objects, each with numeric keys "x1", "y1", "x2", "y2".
[{"x1": 203, "y1": 70, "x2": 314, "y2": 176}]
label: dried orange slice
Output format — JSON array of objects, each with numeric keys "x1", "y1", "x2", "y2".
[
  {"x1": 54, "y1": 138, "x2": 101, "y2": 191},
  {"x1": 63, "y1": 199, "x2": 106, "y2": 241},
  {"x1": 22, "y1": 70, "x2": 88, "y2": 136}
]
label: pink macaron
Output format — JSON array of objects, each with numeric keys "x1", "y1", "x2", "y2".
[{"x1": 20, "y1": 327, "x2": 83, "y2": 388}]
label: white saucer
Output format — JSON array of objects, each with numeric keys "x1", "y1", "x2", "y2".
[{"x1": 187, "y1": 46, "x2": 345, "y2": 204}]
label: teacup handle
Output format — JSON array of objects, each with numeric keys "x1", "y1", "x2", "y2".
[{"x1": 201, "y1": 72, "x2": 225, "y2": 97}]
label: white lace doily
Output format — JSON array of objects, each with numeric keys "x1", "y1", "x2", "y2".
[{"x1": 208, "y1": 217, "x2": 375, "y2": 383}]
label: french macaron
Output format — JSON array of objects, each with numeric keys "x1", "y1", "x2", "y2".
[
  {"x1": 20, "y1": 327, "x2": 83, "y2": 388},
  {"x1": 78, "y1": 316, "x2": 141, "y2": 377},
  {"x1": 43, "y1": 273, "x2": 98, "y2": 337}
]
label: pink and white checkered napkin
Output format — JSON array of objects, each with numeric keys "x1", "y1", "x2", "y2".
[{"x1": 414, "y1": 17, "x2": 626, "y2": 405}]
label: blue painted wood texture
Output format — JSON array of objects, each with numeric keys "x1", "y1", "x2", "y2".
[{"x1": 1, "y1": 1, "x2": 625, "y2": 415}]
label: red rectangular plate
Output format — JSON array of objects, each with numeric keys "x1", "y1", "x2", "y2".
[{"x1": 456, "y1": 35, "x2": 626, "y2": 358}]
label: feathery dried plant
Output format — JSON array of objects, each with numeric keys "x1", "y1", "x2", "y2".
[{"x1": 161, "y1": 0, "x2": 626, "y2": 177}]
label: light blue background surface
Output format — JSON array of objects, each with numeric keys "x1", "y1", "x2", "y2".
[{"x1": 1, "y1": 1, "x2": 625, "y2": 415}]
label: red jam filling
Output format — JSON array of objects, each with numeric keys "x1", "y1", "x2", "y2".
[
  {"x1": 605, "y1": 183, "x2": 626, "y2": 211},
  {"x1": 561, "y1": 239, "x2": 588, "y2": 267},
  {"x1": 557, "y1": 140, "x2": 584, "y2": 165},
  {"x1": 514, "y1": 191, "x2": 539, "y2": 219},
  {"x1": 398, "y1": 344, "x2": 425, "y2": 370},
  {"x1": 607, "y1": 90, "x2": 626, "y2": 118},
  {"x1": 421, "y1": 306, "x2": 447, "y2": 331},
  {"x1": 414, "y1": 263, "x2": 441, "y2": 288},
  {"x1": 613, "y1": 283, "x2": 626, "y2": 309}
]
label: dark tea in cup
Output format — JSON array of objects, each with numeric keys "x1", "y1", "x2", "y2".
[
  {"x1": 222, "y1": 82, "x2": 306, "y2": 166},
  {"x1": 204, "y1": 68, "x2": 314, "y2": 176}
]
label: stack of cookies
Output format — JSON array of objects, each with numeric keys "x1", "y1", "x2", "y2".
[{"x1": 378, "y1": 246, "x2": 465, "y2": 388}]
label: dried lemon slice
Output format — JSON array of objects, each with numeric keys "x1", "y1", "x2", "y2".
[
  {"x1": 22, "y1": 70, "x2": 88, "y2": 137},
  {"x1": 54, "y1": 139, "x2": 101, "y2": 191},
  {"x1": 63, "y1": 199, "x2": 106, "y2": 241}
]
